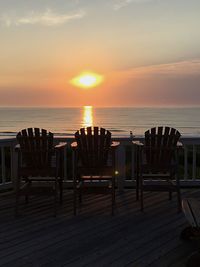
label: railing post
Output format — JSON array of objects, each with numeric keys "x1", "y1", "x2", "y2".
[
  {"x1": 192, "y1": 145, "x2": 196, "y2": 180},
  {"x1": 117, "y1": 144, "x2": 126, "y2": 192},
  {"x1": 184, "y1": 145, "x2": 188, "y2": 180}
]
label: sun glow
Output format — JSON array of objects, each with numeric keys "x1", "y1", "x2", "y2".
[
  {"x1": 70, "y1": 72, "x2": 103, "y2": 89},
  {"x1": 82, "y1": 106, "x2": 93, "y2": 127}
]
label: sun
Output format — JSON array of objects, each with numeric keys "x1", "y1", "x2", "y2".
[{"x1": 70, "y1": 72, "x2": 104, "y2": 89}]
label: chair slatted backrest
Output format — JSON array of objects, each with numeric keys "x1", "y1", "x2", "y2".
[
  {"x1": 75, "y1": 127, "x2": 111, "y2": 168},
  {"x1": 17, "y1": 128, "x2": 54, "y2": 168},
  {"x1": 144, "y1": 126, "x2": 181, "y2": 168}
]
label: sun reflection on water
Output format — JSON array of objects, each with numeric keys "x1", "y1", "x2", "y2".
[{"x1": 82, "y1": 106, "x2": 93, "y2": 128}]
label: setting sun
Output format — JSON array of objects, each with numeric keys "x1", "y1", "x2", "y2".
[{"x1": 70, "y1": 72, "x2": 104, "y2": 89}]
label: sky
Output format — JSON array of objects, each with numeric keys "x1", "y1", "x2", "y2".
[{"x1": 0, "y1": 0, "x2": 200, "y2": 107}]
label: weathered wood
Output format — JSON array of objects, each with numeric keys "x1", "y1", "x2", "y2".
[
  {"x1": 15, "y1": 128, "x2": 66, "y2": 216},
  {"x1": 135, "y1": 126, "x2": 182, "y2": 211},
  {"x1": 182, "y1": 198, "x2": 200, "y2": 228},
  {"x1": 72, "y1": 127, "x2": 119, "y2": 215},
  {"x1": 0, "y1": 189, "x2": 199, "y2": 267}
]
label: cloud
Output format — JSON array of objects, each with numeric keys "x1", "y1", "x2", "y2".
[
  {"x1": 121, "y1": 59, "x2": 200, "y2": 77},
  {"x1": 0, "y1": 9, "x2": 85, "y2": 27},
  {"x1": 106, "y1": 59, "x2": 200, "y2": 93},
  {"x1": 105, "y1": 59, "x2": 200, "y2": 106},
  {"x1": 113, "y1": 0, "x2": 153, "y2": 10}
]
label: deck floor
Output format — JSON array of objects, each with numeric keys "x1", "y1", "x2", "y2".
[{"x1": 0, "y1": 188, "x2": 200, "y2": 267}]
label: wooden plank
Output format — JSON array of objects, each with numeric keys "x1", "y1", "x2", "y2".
[
  {"x1": 0, "y1": 196, "x2": 174, "y2": 266},
  {"x1": 182, "y1": 198, "x2": 200, "y2": 228},
  {"x1": 0, "y1": 190, "x2": 199, "y2": 267}
]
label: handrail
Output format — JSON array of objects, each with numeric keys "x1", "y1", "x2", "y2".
[{"x1": 0, "y1": 137, "x2": 200, "y2": 189}]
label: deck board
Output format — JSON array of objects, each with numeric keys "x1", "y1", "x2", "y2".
[{"x1": 0, "y1": 189, "x2": 200, "y2": 267}]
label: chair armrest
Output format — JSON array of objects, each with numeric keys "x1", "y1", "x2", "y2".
[
  {"x1": 71, "y1": 141, "x2": 120, "y2": 149},
  {"x1": 71, "y1": 142, "x2": 78, "y2": 150},
  {"x1": 15, "y1": 144, "x2": 20, "y2": 152},
  {"x1": 111, "y1": 141, "x2": 120, "y2": 149},
  {"x1": 132, "y1": 140, "x2": 144, "y2": 146},
  {"x1": 54, "y1": 142, "x2": 67, "y2": 150}
]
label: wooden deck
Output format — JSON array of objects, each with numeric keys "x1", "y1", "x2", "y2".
[{"x1": 0, "y1": 188, "x2": 200, "y2": 267}]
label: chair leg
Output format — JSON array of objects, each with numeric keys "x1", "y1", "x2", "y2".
[
  {"x1": 54, "y1": 180, "x2": 58, "y2": 217},
  {"x1": 112, "y1": 178, "x2": 115, "y2": 216},
  {"x1": 177, "y1": 188, "x2": 182, "y2": 212},
  {"x1": 111, "y1": 194, "x2": 114, "y2": 216},
  {"x1": 140, "y1": 187, "x2": 144, "y2": 211},
  {"x1": 59, "y1": 179, "x2": 63, "y2": 205},
  {"x1": 73, "y1": 172, "x2": 78, "y2": 215},
  {"x1": 15, "y1": 175, "x2": 21, "y2": 217},
  {"x1": 79, "y1": 186, "x2": 82, "y2": 204},
  {"x1": 135, "y1": 147, "x2": 140, "y2": 201},
  {"x1": 73, "y1": 182, "x2": 77, "y2": 215},
  {"x1": 136, "y1": 152, "x2": 140, "y2": 201},
  {"x1": 25, "y1": 180, "x2": 31, "y2": 204},
  {"x1": 176, "y1": 175, "x2": 182, "y2": 212},
  {"x1": 113, "y1": 177, "x2": 116, "y2": 204},
  {"x1": 80, "y1": 180, "x2": 84, "y2": 204},
  {"x1": 136, "y1": 173, "x2": 139, "y2": 201},
  {"x1": 140, "y1": 175, "x2": 144, "y2": 211}
]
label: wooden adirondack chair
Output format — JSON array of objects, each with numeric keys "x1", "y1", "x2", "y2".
[
  {"x1": 133, "y1": 126, "x2": 182, "y2": 211},
  {"x1": 71, "y1": 127, "x2": 119, "y2": 215},
  {"x1": 15, "y1": 128, "x2": 67, "y2": 216}
]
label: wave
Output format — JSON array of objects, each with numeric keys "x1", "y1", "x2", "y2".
[{"x1": 0, "y1": 131, "x2": 16, "y2": 136}]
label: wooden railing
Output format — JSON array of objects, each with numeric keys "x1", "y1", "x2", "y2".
[{"x1": 0, "y1": 137, "x2": 200, "y2": 190}]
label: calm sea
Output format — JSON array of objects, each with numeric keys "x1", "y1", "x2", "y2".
[{"x1": 0, "y1": 107, "x2": 200, "y2": 138}]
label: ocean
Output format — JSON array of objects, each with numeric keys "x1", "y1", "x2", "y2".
[{"x1": 0, "y1": 106, "x2": 200, "y2": 138}]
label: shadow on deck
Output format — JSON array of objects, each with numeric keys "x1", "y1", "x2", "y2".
[{"x1": 0, "y1": 189, "x2": 200, "y2": 267}]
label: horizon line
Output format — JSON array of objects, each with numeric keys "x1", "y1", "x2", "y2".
[{"x1": 0, "y1": 105, "x2": 200, "y2": 109}]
